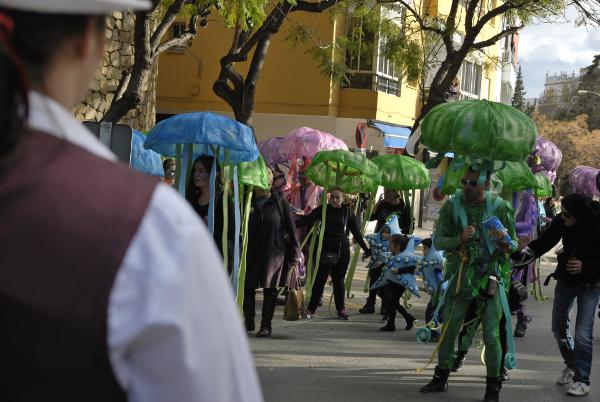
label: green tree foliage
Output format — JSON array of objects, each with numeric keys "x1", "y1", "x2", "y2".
[
  {"x1": 512, "y1": 65, "x2": 526, "y2": 112},
  {"x1": 574, "y1": 54, "x2": 600, "y2": 129},
  {"x1": 288, "y1": 0, "x2": 599, "y2": 135}
]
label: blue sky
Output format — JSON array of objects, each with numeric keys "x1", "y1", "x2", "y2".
[{"x1": 519, "y1": 7, "x2": 600, "y2": 98}]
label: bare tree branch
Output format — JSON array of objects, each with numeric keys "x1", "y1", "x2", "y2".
[
  {"x1": 155, "y1": 14, "x2": 198, "y2": 55},
  {"x1": 150, "y1": 0, "x2": 186, "y2": 51},
  {"x1": 292, "y1": 0, "x2": 339, "y2": 12},
  {"x1": 472, "y1": 24, "x2": 523, "y2": 49}
]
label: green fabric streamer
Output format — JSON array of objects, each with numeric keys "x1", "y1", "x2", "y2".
[
  {"x1": 222, "y1": 149, "x2": 229, "y2": 273},
  {"x1": 236, "y1": 186, "x2": 253, "y2": 310},
  {"x1": 345, "y1": 192, "x2": 377, "y2": 297},
  {"x1": 306, "y1": 188, "x2": 329, "y2": 303},
  {"x1": 304, "y1": 221, "x2": 320, "y2": 303}
]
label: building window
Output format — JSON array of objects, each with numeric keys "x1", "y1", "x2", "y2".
[
  {"x1": 344, "y1": 15, "x2": 401, "y2": 97},
  {"x1": 460, "y1": 60, "x2": 482, "y2": 99},
  {"x1": 345, "y1": 17, "x2": 374, "y2": 73},
  {"x1": 168, "y1": 23, "x2": 187, "y2": 53}
]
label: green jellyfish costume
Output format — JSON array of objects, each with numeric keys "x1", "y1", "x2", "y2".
[{"x1": 419, "y1": 100, "x2": 536, "y2": 378}]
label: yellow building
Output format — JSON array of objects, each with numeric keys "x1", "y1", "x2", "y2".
[{"x1": 156, "y1": 1, "x2": 507, "y2": 153}]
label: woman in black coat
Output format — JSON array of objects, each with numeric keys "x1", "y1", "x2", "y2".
[
  {"x1": 244, "y1": 169, "x2": 300, "y2": 337},
  {"x1": 296, "y1": 188, "x2": 370, "y2": 320},
  {"x1": 518, "y1": 193, "x2": 600, "y2": 396}
]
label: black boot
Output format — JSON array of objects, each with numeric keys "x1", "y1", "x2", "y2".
[
  {"x1": 243, "y1": 288, "x2": 256, "y2": 332},
  {"x1": 257, "y1": 288, "x2": 277, "y2": 338},
  {"x1": 514, "y1": 321, "x2": 527, "y2": 337},
  {"x1": 451, "y1": 350, "x2": 467, "y2": 372},
  {"x1": 404, "y1": 312, "x2": 416, "y2": 330},
  {"x1": 420, "y1": 366, "x2": 450, "y2": 393},
  {"x1": 359, "y1": 301, "x2": 375, "y2": 314},
  {"x1": 483, "y1": 377, "x2": 502, "y2": 402}
]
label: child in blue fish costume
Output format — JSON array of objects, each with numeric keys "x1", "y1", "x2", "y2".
[
  {"x1": 371, "y1": 233, "x2": 420, "y2": 331},
  {"x1": 360, "y1": 215, "x2": 401, "y2": 314},
  {"x1": 420, "y1": 238, "x2": 446, "y2": 342}
]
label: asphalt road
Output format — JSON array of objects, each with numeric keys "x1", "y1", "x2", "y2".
[{"x1": 248, "y1": 230, "x2": 600, "y2": 402}]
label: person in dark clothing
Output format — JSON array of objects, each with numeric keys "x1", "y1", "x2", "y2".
[
  {"x1": 516, "y1": 193, "x2": 600, "y2": 397},
  {"x1": 185, "y1": 155, "x2": 235, "y2": 269},
  {"x1": 244, "y1": 169, "x2": 300, "y2": 337},
  {"x1": 370, "y1": 188, "x2": 411, "y2": 234},
  {"x1": 296, "y1": 188, "x2": 370, "y2": 320},
  {"x1": 544, "y1": 197, "x2": 556, "y2": 220},
  {"x1": 380, "y1": 234, "x2": 417, "y2": 331}
]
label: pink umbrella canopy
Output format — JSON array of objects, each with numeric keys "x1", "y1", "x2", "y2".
[
  {"x1": 280, "y1": 127, "x2": 348, "y2": 161},
  {"x1": 531, "y1": 137, "x2": 561, "y2": 183},
  {"x1": 569, "y1": 166, "x2": 600, "y2": 196},
  {"x1": 258, "y1": 136, "x2": 287, "y2": 165}
]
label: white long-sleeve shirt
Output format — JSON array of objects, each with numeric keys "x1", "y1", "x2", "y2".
[{"x1": 27, "y1": 91, "x2": 263, "y2": 402}]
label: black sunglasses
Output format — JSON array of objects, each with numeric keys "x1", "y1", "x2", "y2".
[{"x1": 461, "y1": 178, "x2": 479, "y2": 187}]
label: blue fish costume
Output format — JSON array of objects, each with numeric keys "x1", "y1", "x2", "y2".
[
  {"x1": 365, "y1": 215, "x2": 402, "y2": 269},
  {"x1": 419, "y1": 242, "x2": 445, "y2": 295},
  {"x1": 370, "y1": 235, "x2": 423, "y2": 298}
]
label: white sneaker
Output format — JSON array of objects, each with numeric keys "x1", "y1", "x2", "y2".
[
  {"x1": 567, "y1": 382, "x2": 589, "y2": 396},
  {"x1": 557, "y1": 368, "x2": 575, "y2": 385}
]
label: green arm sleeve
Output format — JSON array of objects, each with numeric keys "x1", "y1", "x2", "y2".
[{"x1": 433, "y1": 200, "x2": 462, "y2": 251}]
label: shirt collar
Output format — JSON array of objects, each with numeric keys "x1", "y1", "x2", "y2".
[{"x1": 26, "y1": 91, "x2": 117, "y2": 162}]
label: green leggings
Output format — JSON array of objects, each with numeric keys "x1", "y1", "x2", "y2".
[{"x1": 438, "y1": 292, "x2": 503, "y2": 377}]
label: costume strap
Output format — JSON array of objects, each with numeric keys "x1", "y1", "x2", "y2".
[{"x1": 499, "y1": 282, "x2": 518, "y2": 369}]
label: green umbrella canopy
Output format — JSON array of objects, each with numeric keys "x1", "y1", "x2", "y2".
[
  {"x1": 421, "y1": 100, "x2": 537, "y2": 162},
  {"x1": 371, "y1": 154, "x2": 431, "y2": 190},
  {"x1": 237, "y1": 155, "x2": 270, "y2": 190},
  {"x1": 534, "y1": 173, "x2": 552, "y2": 197},
  {"x1": 494, "y1": 161, "x2": 537, "y2": 192},
  {"x1": 306, "y1": 149, "x2": 381, "y2": 193}
]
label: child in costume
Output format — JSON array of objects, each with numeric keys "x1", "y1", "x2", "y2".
[
  {"x1": 371, "y1": 234, "x2": 420, "y2": 331},
  {"x1": 420, "y1": 238, "x2": 445, "y2": 341},
  {"x1": 360, "y1": 215, "x2": 401, "y2": 314}
]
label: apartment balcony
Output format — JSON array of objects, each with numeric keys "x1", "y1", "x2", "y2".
[{"x1": 502, "y1": 65, "x2": 516, "y2": 92}]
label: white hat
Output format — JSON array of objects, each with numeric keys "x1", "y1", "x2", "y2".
[{"x1": 0, "y1": 0, "x2": 152, "y2": 14}]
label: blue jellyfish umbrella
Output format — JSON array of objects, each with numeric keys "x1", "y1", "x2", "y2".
[
  {"x1": 130, "y1": 130, "x2": 164, "y2": 177},
  {"x1": 144, "y1": 112, "x2": 259, "y2": 301}
]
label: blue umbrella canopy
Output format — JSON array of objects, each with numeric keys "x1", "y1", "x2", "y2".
[
  {"x1": 144, "y1": 112, "x2": 258, "y2": 164},
  {"x1": 130, "y1": 130, "x2": 164, "y2": 177}
]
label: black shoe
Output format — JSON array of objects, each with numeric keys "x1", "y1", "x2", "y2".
[
  {"x1": 359, "y1": 303, "x2": 375, "y2": 314},
  {"x1": 380, "y1": 323, "x2": 396, "y2": 332},
  {"x1": 514, "y1": 322, "x2": 527, "y2": 338},
  {"x1": 451, "y1": 350, "x2": 467, "y2": 372},
  {"x1": 501, "y1": 367, "x2": 510, "y2": 382},
  {"x1": 420, "y1": 366, "x2": 450, "y2": 393},
  {"x1": 405, "y1": 314, "x2": 416, "y2": 330},
  {"x1": 483, "y1": 376, "x2": 502, "y2": 402},
  {"x1": 256, "y1": 327, "x2": 272, "y2": 338}
]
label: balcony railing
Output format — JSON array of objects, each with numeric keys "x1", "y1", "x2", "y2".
[{"x1": 344, "y1": 71, "x2": 401, "y2": 97}]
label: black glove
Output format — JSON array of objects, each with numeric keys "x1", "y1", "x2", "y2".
[{"x1": 363, "y1": 248, "x2": 372, "y2": 258}]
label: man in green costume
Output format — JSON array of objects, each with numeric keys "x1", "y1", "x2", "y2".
[{"x1": 420, "y1": 167, "x2": 516, "y2": 402}]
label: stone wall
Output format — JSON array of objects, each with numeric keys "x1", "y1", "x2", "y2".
[{"x1": 74, "y1": 11, "x2": 157, "y2": 131}]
